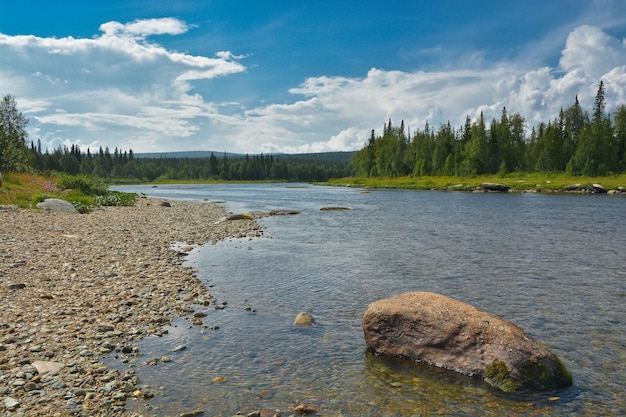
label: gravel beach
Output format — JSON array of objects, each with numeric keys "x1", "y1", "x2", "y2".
[{"x1": 0, "y1": 197, "x2": 260, "y2": 416}]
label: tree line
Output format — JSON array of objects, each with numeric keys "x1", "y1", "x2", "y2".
[
  {"x1": 352, "y1": 82, "x2": 626, "y2": 177},
  {"x1": 28, "y1": 144, "x2": 352, "y2": 182},
  {"x1": 0, "y1": 93, "x2": 352, "y2": 182}
]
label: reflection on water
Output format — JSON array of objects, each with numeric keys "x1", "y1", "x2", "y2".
[{"x1": 110, "y1": 184, "x2": 626, "y2": 416}]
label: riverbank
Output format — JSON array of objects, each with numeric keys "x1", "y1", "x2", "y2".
[
  {"x1": 0, "y1": 197, "x2": 260, "y2": 416},
  {"x1": 323, "y1": 172, "x2": 626, "y2": 193}
]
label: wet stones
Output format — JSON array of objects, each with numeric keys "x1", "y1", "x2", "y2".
[
  {"x1": 478, "y1": 182, "x2": 510, "y2": 192},
  {"x1": 0, "y1": 197, "x2": 260, "y2": 415}
]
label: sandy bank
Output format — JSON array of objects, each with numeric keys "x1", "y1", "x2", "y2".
[{"x1": 0, "y1": 197, "x2": 260, "y2": 416}]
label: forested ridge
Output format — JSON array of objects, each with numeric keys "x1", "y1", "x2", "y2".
[{"x1": 352, "y1": 82, "x2": 626, "y2": 178}]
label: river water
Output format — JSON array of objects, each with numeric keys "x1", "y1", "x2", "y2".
[{"x1": 111, "y1": 184, "x2": 625, "y2": 416}]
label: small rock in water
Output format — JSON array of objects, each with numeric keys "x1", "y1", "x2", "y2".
[
  {"x1": 294, "y1": 403, "x2": 318, "y2": 414},
  {"x1": 294, "y1": 312, "x2": 315, "y2": 326},
  {"x1": 172, "y1": 344, "x2": 187, "y2": 352},
  {"x1": 178, "y1": 410, "x2": 204, "y2": 417}
]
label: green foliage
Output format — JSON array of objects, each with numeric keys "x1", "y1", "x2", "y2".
[
  {"x1": 56, "y1": 174, "x2": 107, "y2": 195},
  {"x1": 0, "y1": 94, "x2": 32, "y2": 174},
  {"x1": 95, "y1": 190, "x2": 137, "y2": 206},
  {"x1": 0, "y1": 172, "x2": 137, "y2": 211},
  {"x1": 354, "y1": 82, "x2": 626, "y2": 179}
]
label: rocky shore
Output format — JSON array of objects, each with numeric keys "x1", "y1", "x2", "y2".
[{"x1": 0, "y1": 197, "x2": 260, "y2": 416}]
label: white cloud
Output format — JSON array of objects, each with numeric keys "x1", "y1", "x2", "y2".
[
  {"x1": 99, "y1": 18, "x2": 189, "y2": 38},
  {"x1": 1, "y1": 20, "x2": 626, "y2": 154},
  {"x1": 560, "y1": 25, "x2": 626, "y2": 79}
]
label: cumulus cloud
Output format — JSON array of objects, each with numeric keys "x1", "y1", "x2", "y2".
[
  {"x1": 1, "y1": 19, "x2": 625, "y2": 154},
  {"x1": 99, "y1": 18, "x2": 189, "y2": 38},
  {"x1": 560, "y1": 25, "x2": 626, "y2": 79},
  {"x1": 0, "y1": 18, "x2": 245, "y2": 150}
]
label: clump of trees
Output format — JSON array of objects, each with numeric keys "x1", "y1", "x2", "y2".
[
  {"x1": 353, "y1": 82, "x2": 626, "y2": 177},
  {"x1": 0, "y1": 95, "x2": 32, "y2": 178}
]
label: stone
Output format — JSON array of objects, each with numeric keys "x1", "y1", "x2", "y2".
[
  {"x1": 32, "y1": 360, "x2": 65, "y2": 376},
  {"x1": 269, "y1": 209, "x2": 301, "y2": 216},
  {"x1": 480, "y1": 183, "x2": 510, "y2": 192},
  {"x1": 294, "y1": 403, "x2": 318, "y2": 414},
  {"x1": 362, "y1": 292, "x2": 572, "y2": 393},
  {"x1": 294, "y1": 312, "x2": 315, "y2": 326},
  {"x1": 591, "y1": 183, "x2": 608, "y2": 193},
  {"x1": 8, "y1": 282, "x2": 26, "y2": 290},
  {"x1": 94, "y1": 324, "x2": 115, "y2": 332},
  {"x1": 4, "y1": 396, "x2": 20, "y2": 410},
  {"x1": 178, "y1": 410, "x2": 204, "y2": 417},
  {"x1": 24, "y1": 381, "x2": 41, "y2": 391},
  {"x1": 226, "y1": 213, "x2": 254, "y2": 220},
  {"x1": 36, "y1": 198, "x2": 80, "y2": 214}
]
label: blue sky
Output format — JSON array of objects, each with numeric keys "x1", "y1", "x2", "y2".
[{"x1": 1, "y1": 1, "x2": 626, "y2": 154}]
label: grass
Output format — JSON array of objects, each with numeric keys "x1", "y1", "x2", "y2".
[
  {"x1": 321, "y1": 172, "x2": 626, "y2": 192},
  {"x1": 0, "y1": 172, "x2": 137, "y2": 212}
]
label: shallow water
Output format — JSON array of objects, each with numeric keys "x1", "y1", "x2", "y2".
[{"x1": 111, "y1": 184, "x2": 626, "y2": 416}]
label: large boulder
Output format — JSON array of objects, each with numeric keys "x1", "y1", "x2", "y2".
[
  {"x1": 37, "y1": 198, "x2": 79, "y2": 214},
  {"x1": 362, "y1": 292, "x2": 572, "y2": 392}
]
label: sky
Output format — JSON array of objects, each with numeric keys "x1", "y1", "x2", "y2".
[{"x1": 1, "y1": 1, "x2": 626, "y2": 154}]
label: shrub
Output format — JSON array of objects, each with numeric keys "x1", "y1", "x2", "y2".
[
  {"x1": 56, "y1": 174, "x2": 107, "y2": 195},
  {"x1": 95, "y1": 191, "x2": 137, "y2": 206}
]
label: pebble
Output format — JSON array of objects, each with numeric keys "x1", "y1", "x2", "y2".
[
  {"x1": 0, "y1": 198, "x2": 259, "y2": 416},
  {"x1": 4, "y1": 396, "x2": 20, "y2": 410}
]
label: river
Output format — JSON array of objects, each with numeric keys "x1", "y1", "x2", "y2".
[{"x1": 111, "y1": 183, "x2": 625, "y2": 416}]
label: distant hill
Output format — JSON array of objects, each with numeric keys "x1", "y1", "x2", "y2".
[
  {"x1": 135, "y1": 150, "x2": 355, "y2": 163},
  {"x1": 134, "y1": 151, "x2": 241, "y2": 159}
]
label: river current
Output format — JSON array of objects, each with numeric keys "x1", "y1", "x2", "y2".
[{"x1": 111, "y1": 184, "x2": 625, "y2": 416}]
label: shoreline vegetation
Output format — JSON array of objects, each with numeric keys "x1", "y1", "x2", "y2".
[{"x1": 322, "y1": 173, "x2": 626, "y2": 194}]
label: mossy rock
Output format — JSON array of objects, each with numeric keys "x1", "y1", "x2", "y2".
[
  {"x1": 320, "y1": 206, "x2": 351, "y2": 211},
  {"x1": 484, "y1": 358, "x2": 572, "y2": 393}
]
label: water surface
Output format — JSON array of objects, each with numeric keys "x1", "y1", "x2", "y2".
[{"x1": 111, "y1": 184, "x2": 626, "y2": 416}]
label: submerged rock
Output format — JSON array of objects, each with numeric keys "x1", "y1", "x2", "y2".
[
  {"x1": 294, "y1": 312, "x2": 315, "y2": 326},
  {"x1": 362, "y1": 291, "x2": 572, "y2": 393}
]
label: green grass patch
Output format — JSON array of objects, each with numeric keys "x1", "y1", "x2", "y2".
[
  {"x1": 0, "y1": 172, "x2": 137, "y2": 212},
  {"x1": 322, "y1": 173, "x2": 626, "y2": 192}
]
